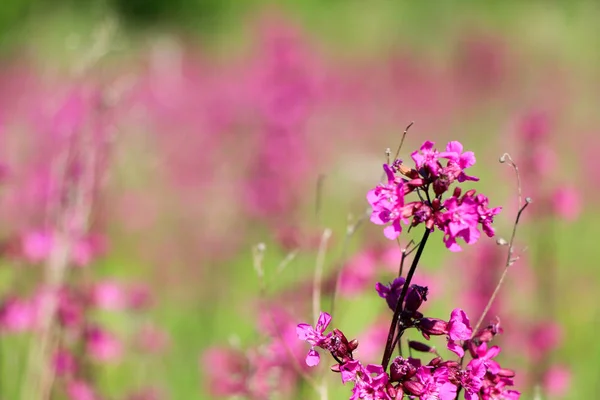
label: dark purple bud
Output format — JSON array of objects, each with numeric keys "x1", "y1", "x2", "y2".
[
  {"x1": 433, "y1": 176, "x2": 451, "y2": 196},
  {"x1": 417, "y1": 318, "x2": 448, "y2": 336},
  {"x1": 428, "y1": 357, "x2": 442, "y2": 367},
  {"x1": 453, "y1": 186, "x2": 462, "y2": 198},
  {"x1": 408, "y1": 340, "x2": 432, "y2": 353},
  {"x1": 403, "y1": 380, "x2": 425, "y2": 396},
  {"x1": 390, "y1": 357, "x2": 417, "y2": 382},
  {"x1": 404, "y1": 285, "x2": 428, "y2": 313},
  {"x1": 440, "y1": 360, "x2": 460, "y2": 369},
  {"x1": 348, "y1": 339, "x2": 359, "y2": 352}
]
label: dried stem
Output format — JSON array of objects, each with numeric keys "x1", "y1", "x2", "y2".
[
  {"x1": 329, "y1": 210, "x2": 369, "y2": 316},
  {"x1": 472, "y1": 154, "x2": 530, "y2": 335},
  {"x1": 251, "y1": 244, "x2": 321, "y2": 393}
]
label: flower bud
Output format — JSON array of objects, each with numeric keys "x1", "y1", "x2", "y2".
[
  {"x1": 408, "y1": 340, "x2": 432, "y2": 353},
  {"x1": 403, "y1": 380, "x2": 425, "y2": 396},
  {"x1": 404, "y1": 285, "x2": 428, "y2": 313},
  {"x1": 417, "y1": 318, "x2": 448, "y2": 336}
]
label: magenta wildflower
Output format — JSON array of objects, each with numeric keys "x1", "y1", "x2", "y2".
[
  {"x1": 367, "y1": 140, "x2": 499, "y2": 251},
  {"x1": 446, "y1": 308, "x2": 472, "y2": 357},
  {"x1": 367, "y1": 164, "x2": 408, "y2": 240},
  {"x1": 413, "y1": 366, "x2": 457, "y2": 400},
  {"x1": 296, "y1": 311, "x2": 332, "y2": 366}
]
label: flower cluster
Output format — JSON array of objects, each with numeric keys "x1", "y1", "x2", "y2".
[
  {"x1": 298, "y1": 308, "x2": 520, "y2": 400},
  {"x1": 368, "y1": 141, "x2": 501, "y2": 251}
]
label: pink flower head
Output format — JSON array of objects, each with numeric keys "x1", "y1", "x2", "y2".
[
  {"x1": 412, "y1": 141, "x2": 442, "y2": 177},
  {"x1": 339, "y1": 361, "x2": 390, "y2": 399},
  {"x1": 90, "y1": 280, "x2": 127, "y2": 311},
  {"x1": 296, "y1": 311, "x2": 332, "y2": 366},
  {"x1": 21, "y1": 230, "x2": 54, "y2": 263},
  {"x1": 367, "y1": 164, "x2": 408, "y2": 240},
  {"x1": 413, "y1": 366, "x2": 457, "y2": 400},
  {"x1": 543, "y1": 364, "x2": 570, "y2": 397},
  {"x1": 0, "y1": 297, "x2": 37, "y2": 333},
  {"x1": 446, "y1": 308, "x2": 472, "y2": 357},
  {"x1": 551, "y1": 186, "x2": 581, "y2": 222},
  {"x1": 442, "y1": 141, "x2": 479, "y2": 183},
  {"x1": 469, "y1": 343, "x2": 502, "y2": 375},
  {"x1": 66, "y1": 380, "x2": 97, "y2": 400},
  {"x1": 53, "y1": 349, "x2": 77, "y2": 376},
  {"x1": 85, "y1": 326, "x2": 123, "y2": 363},
  {"x1": 439, "y1": 196, "x2": 480, "y2": 252}
]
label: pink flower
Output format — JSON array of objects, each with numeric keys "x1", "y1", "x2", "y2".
[
  {"x1": 543, "y1": 364, "x2": 570, "y2": 397},
  {"x1": 91, "y1": 280, "x2": 127, "y2": 311},
  {"x1": 54, "y1": 349, "x2": 77, "y2": 376},
  {"x1": 66, "y1": 380, "x2": 97, "y2": 400},
  {"x1": 296, "y1": 311, "x2": 332, "y2": 366},
  {"x1": 446, "y1": 308, "x2": 472, "y2": 357},
  {"x1": 412, "y1": 141, "x2": 442, "y2": 176},
  {"x1": 439, "y1": 196, "x2": 480, "y2": 252},
  {"x1": 469, "y1": 343, "x2": 502, "y2": 374},
  {"x1": 21, "y1": 230, "x2": 54, "y2": 263},
  {"x1": 85, "y1": 326, "x2": 123, "y2": 363},
  {"x1": 442, "y1": 141, "x2": 478, "y2": 182},
  {"x1": 413, "y1": 366, "x2": 457, "y2": 400},
  {"x1": 367, "y1": 164, "x2": 408, "y2": 240},
  {"x1": 551, "y1": 186, "x2": 581, "y2": 222},
  {"x1": 0, "y1": 297, "x2": 37, "y2": 333}
]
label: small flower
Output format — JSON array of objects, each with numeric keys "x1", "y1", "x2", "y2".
[
  {"x1": 367, "y1": 164, "x2": 408, "y2": 240},
  {"x1": 446, "y1": 308, "x2": 472, "y2": 357},
  {"x1": 441, "y1": 141, "x2": 479, "y2": 182},
  {"x1": 413, "y1": 366, "x2": 457, "y2": 400},
  {"x1": 296, "y1": 311, "x2": 332, "y2": 366},
  {"x1": 469, "y1": 343, "x2": 501, "y2": 374},
  {"x1": 438, "y1": 195, "x2": 480, "y2": 252}
]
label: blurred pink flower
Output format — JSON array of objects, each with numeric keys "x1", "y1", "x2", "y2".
[
  {"x1": 551, "y1": 186, "x2": 581, "y2": 222},
  {"x1": 66, "y1": 380, "x2": 97, "y2": 400},
  {"x1": 54, "y1": 349, "x2": 77, "y2": 376},
  {"x1": 0, "y1": 297, "x2": 37, "y2": 333},
  {"x1": 21, "y1": 230, "x2": 54, "y2": 263},
  {"x1": 201, "y1": 347, "x2": 248, "y2": 397},
  {"x1": 91, "y1": 280, "x2": 127, "y2": 311},
  {"x1": 543, "y1": 364, "x2": 570, "y2": 397},
  {"x1": 86, "y1": 326, "x2": 123, "y2": 363}
]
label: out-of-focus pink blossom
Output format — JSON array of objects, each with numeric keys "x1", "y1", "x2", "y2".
[
  {"x1": 21, "y1": 230, "x2": 54, "y2": 263},
  {"x1": 66, "y1": 380, "x2": 97, "y2": 400},
  {"x1": 91, "y1": 280, "x2": 127, "y2": 311},
  {"x1": 54, "y1": 349, "x2": 77, "y2": 376},
  {"x1": 543, "y1": 364, "x2": 570, "y2": 397},
  {"x1": 0, "y1": 297, "x2": 37, "y2": 333},
  {"x1": 551, "y1": 186, "x2": 581, "y2": 222},
  {"x1": 85, "y1": 326, "x2": 123, "y2": 363}
]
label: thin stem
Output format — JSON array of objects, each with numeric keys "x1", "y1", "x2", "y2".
[
  {"x1": 251, "y1": 244, "x2": 320, "y2": 391},
  {"x1": 391, "y1": 122, "x2": 414, "y2": 162},
  {"x1": 471, "y1": 200, "x2": 531, "y2": 335},
  {"x1": 330, "y1": 210, "x2": 368, "y2": 316},
  {"x1": 313, "y1": 228, "x2": 333, "y2": 326},
  {"x1": 397, "y1": 240, "x2": 415, "y2": 277},
  {"x1": 381, "y1": 227, "x2": 431, "y2": 370}
]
